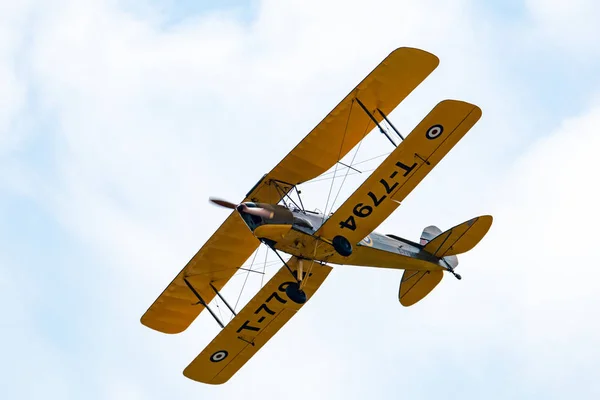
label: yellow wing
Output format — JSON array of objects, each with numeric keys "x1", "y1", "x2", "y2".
[
  {"x1": 317, "y1": 100, "x2": 482, "y2": 244},
  {"x1": 246, "y1": 47, "x2": 439, "y2": 203},
  {"x1": 140, "y1": 212, "x2": 259, "y2": 334},
  {"x1": 183, "y1": 257, "x2": 332, "y2": 384}
]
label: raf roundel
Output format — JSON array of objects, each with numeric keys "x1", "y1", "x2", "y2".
[
  {"x1": 361, "y1": 235, "x2": 373, "y2": 247},
  {"x1": 210, "y1": 350, "x2": 228, "y2": 363},
  {"x1": 426, "y1": 124, "x2": 444, "y2": 140}
]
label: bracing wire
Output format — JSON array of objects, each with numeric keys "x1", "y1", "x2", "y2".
[
  {"x1": 328, "y1": 142, "x2": 362, "y2": 215},
  {"x1": 302, "y1": 151, "x2": 391, "y2": 186},
  {"x1": 299, "y1": 242, "x2": 320, "y2": 291},
  {"x1": 307, "y1": 167, "x2": 376, "y2": 184},
  {"x1": 327, "y1": 119, "x2": 372, "y2": 214},
  {"x1": 322, "y1": 100, "x2": 354, "y2": 222},
  {"x1": 261, "y1": 246, "x2": 268, "y2": 288},
  {"x1": 322, "y1": 162, "x2": 340, "y2": 220},
  {"x1": 308, "y1": 151, "x2": 391, "y2": 180},
  {"x1": 188, "y1": 259, "x2": 282, "y2": 282},
  {"x1": 215, "y1": 297, "x2": 224, "y2": 321},
  {"x1": 232, "y1": 247, "x2": 260, "y2": 317}
]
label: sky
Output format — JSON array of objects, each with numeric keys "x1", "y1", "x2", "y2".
[{"x1": 1, "y1": 0, "x2": 600, "y2": 398}]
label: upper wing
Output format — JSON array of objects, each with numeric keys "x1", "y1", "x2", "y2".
[
  {"x1": 140, "y1": 212, "x2": 259, "y2": 334},
  {"x1": 183, "y1": 257, "x2": 332, "y2": 384},
  {"x1": 317, "y1": 100, "x2": 482, "y2": 244},
  {"x1": 246, "y1": 47, "x2": 439, "y2": 204},
  {"x1": 141, "y1": 47, "x2": 436, "y2": 334}
]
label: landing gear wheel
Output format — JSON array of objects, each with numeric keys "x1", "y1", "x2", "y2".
[
  {"x1": 285, "y1": 282, "x2": 307, "y2": 304},
  {"x1": 332, "y1": 235, "x2": 352, "y2": 257}
]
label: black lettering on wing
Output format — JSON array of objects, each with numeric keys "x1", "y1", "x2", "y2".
[{"x1": 237, "y1": 320, "x2": 260, "y2": 333}]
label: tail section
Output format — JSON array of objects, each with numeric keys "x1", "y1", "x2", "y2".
[
  {"x1": 399, "y1": 215, "x2": 493, "y2": 307},
  {"x1": 422, "y1": 215, "x2": 493, "y2": 257},
  {"x1": 419, "y1": 225, "x2": 442, "y2": 245},
  {"x1": 420, "y1": 225, "x2": 458, "y2": 269},
  {"x1": 399, "y1": 270, "x2": 443, "y2": 306}
]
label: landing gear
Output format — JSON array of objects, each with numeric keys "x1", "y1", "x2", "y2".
[
  {"x1": 332, "y1": 235, "x2": 352, "y2": 257},
  {"x1": 285, "y1": 282, "x2": 307, "y2": 304},
  {"x1": 262, "y1": 241, "x2": 309, "y2": 304}
]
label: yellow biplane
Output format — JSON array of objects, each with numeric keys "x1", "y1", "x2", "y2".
[{"x1": 141, "y1": 47, "x2": 493, "y2": 384}]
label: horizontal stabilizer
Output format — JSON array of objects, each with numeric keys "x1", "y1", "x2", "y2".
[
  {"x1": 399, "y1": 270, "x2": 443, "y2": 306},
  {"x1": 423, "y1": 215, "x2": 492, "y2": 258},
  {"x1": 183, "y1": 257, "x2": 331, "y2": 384}
]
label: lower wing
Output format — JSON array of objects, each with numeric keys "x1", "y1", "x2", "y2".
[{"x1": 183, "y1": 257, "x2": 332, "y2": 384}]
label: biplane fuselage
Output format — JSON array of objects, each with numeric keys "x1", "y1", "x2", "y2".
[
  {"x1": 141, "y1": 47, "x2": 493, "y2": 385},
  {"x1": 237, "y1": 202, "x2": 448, "y2": 272}
]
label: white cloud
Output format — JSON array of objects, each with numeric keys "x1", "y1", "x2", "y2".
[
  {"x1": 494, "y1": 101, "x2": 600, "y2": 393},
  {"x1": 0, "y1": 2, "x2": 29, "y2": 153},
  {"x1": 3, "y1": 0, "x2": 600, "y2": 398},
  {"x1": 526, "y1": 0, "x2": 600, "y2": 56}
]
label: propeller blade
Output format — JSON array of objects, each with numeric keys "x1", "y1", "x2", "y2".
[
  {"x1": 238, "y1": 204, "x2": 275, "y2": 219},
  {"x1": 210, "y1": 198, "x2": 275, "y2": 219},
  {"x1": 209, "y1": 197, "x2": 238, "y2": 209}
]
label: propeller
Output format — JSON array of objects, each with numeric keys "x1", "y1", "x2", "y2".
[
  {"x1": 209, "y1": 198, "x2": 237, "y2": 209},
  {"x1": 209, "y1": 197, "x2": 274, "y2": 219}
]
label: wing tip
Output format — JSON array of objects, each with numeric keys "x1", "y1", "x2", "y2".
[
  {"x1": 390, "y1": 46, "x2": 439, "y2": 60},
  {"x1": 388, "y1": 46, "x2": 440, "y2": 69},
  {"x1": 478, "y1": 214, "x2": 494, "y2": 232},
  {"x1": 399, "y1": 270, "x2": 444, "y2": 306},
  {"x1": 436, "y1": 99, "x2": 483, "y2": 121},
  {"x1": 182, "y1": 368, "x2": 218, "y2": 385},
  {"x1": 140, "y1": 315, "x2": 189, "y2": 334}
]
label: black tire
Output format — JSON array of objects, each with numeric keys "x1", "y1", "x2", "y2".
[
  {"x1": 285, "y1": 282, "x2": 307, "y2": 304},
  {"x1": 332, "y1": 235, "x2": 352, "y2": 257}
]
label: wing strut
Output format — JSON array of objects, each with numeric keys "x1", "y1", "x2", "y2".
[
  {"x1": 209, "y1": 282, "x2": 237, "y2": 316},
  {"x1": 183, "y1": 278, "x2": 226, "y2": 329},
  {"x1": 270, "y1": 179, "x2": 306, "y2": 213},
  {"x1": 355, "y1": 97, "x2": 397, "y2": 147},
  {"x1": 261, "y1": 240, "x2": 298, "y2": 282},
  {"x1": 377, "y1": 108, "x2": 405, "y2": 142}
]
